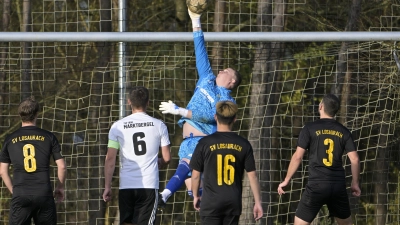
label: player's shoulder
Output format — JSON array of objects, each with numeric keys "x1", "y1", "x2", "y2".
[
  {"x1": 198, "y1": 132, "x2": 219, "y2": 143},
  {"x1": 111, "y1": 113, "x2": 167, "y2": 128},
  {"x1": 205, "y1": 131, "x2": 250, "y2": 143},
  {"x1": 307, "y1": 119, "x2": 352, "y2": 133},
  {"x1": 11, "y1": 126, "x2": 54, "y2": 137},
  {"x1": 234, "y1": 133, "x2": 252, "y2": 146}
]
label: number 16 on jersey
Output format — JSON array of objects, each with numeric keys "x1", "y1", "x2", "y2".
[{"x1": 217, "y1": 154, "x2": 235, "y2": 186}]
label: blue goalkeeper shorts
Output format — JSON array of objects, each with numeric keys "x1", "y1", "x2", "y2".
[{"x1": 178, "y1": 136, "x2": 203, "y2": 160}]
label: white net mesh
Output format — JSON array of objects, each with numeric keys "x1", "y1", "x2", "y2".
[{"x1": 0, "y1": 1, "x2": 400, "y2": 225}]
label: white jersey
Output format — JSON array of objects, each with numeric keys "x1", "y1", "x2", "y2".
[{"x1": 108, "y1": 112, "x2": 170, "y2": 189}]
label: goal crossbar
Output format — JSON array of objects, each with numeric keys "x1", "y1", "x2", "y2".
[{"x1": 1, "y1": 32, "x2": 400, "y2": 42}]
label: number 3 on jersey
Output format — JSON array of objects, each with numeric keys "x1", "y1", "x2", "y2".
[
  {"x1": 323, "y1": 138, "x2": 334, "y2": 166},
  {"x1": 217, "y1": 154, "x2": 235, "y2": 186},
  {"x1": 23, "y1": 144, "x2": 37, "y2": 172}
]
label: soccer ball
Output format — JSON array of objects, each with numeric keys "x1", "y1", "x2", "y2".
[{"x1": 187, "y1": 0, "x2": 209, "y2": 14}]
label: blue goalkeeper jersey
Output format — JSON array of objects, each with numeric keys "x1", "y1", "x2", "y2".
[{"x1": 178, "y1": 31, "x2": 235, "y2": 135}]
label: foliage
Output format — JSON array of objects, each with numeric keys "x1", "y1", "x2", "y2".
[{"x1": 0, "y1": 0, "x2": 400, "y2": 225}]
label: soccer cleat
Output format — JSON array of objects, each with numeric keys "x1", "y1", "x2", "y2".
[{"x1": 157, "y1": 194, "x2": 166, "y2": 209}]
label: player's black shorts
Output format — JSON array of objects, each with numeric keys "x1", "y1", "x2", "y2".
[
  {"x1": 9, "y1": 195, "x2": 56, "y2": 225},
  {"x1": 200, "y1": 215, "x2": 240, "y2": 225},
  {"x1": 119, "y1": 188, "x2": 158, "y2": 225},
  {"x1": 296, "y1": 182, "x2": 351, "y2": 222}
]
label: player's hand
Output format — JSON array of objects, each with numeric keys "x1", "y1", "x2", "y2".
[
  {"x1": 188, "y1": 9, "x2": 201, "y2": 20},
  {"x1": 351, "y1": 182, "x2": 361, "y2": 197},
  {"x1": 158, "y1": 157, "x2": 166, "y2": 169},
  {"x1": 103, "y1": 188, "x2": 112, "y2": 202},
  {"x1": 277, "y1": 179, "x2": 290, "y2": 195},
  {"x1": 159, "y1": 100, "x2": 179, "y2": 115},
  {"x1": 253, "y1": 202, "x2": 263, "y2": 221},
  {"x1": 159, "y1": 100, "x2": 188, "y2": 117},
  {"x1": 193, "y1": 196, "x2": 201, "y2": 211},
  {"x1": 54, "y1": 186, "x2": 65, "y2": 203}
]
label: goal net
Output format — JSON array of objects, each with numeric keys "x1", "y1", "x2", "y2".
[{"x1": 0, "y1": 1, "x2": 400, "y2": 225}]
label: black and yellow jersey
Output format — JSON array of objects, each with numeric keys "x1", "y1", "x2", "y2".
[
  {"x1": 190, "y1": 131, "x2": 256, "y2": 216},
  {"x1": 0, "y1": 126, "x2": 63, "y2": 196},
  {"x1": 297, "y1": 118, "x2": 356, "y2": 183}
]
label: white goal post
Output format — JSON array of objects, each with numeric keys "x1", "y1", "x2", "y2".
[{"x1": 0, "y1": 32, "x2": 400, "y2": 42}]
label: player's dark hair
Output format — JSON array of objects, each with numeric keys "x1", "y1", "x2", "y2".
[
  {"x1": 322, "y1": 93, "x2": 340, "y2": 117},
  {"x1": 129, "y1": 86, "x2": 149, "y2": 110},
  {"x1": 231, "y1": 69, "x2": 242, "y2": 89},
  {"x1": 216, "y1": 101, "x2": 238, "y2": 125},
  {"x1": 18, "y1": 96, "x2": 39, "y2": 122}
]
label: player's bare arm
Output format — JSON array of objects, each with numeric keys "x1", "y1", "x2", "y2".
[
  {"x1": 278, "y1": 146, "x2": 306, "y2": 195},
  {"x1": 159, "y1": 145, "x2": 171, "y2": 168},
  {"x1": 247, "y1": 170, "x2": 263, "y2": 221},
  {"x1": 191, "y1": 169, "x2": 201, "y2": 211},
  {"x1": 103, "y1": 147, "x2": 118, "y2": 202},
  {"x1": 347, "y1": 150, "x2": 361, "y2": 196},
  {"x1": 55, "y1": 158, "x2": 67, "y2": 203},
  {"x1": 0, "y1": 162, "x2": 13, "y2": 194}
]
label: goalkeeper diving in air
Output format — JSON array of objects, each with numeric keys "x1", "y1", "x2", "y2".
[{"x1": 158, "y1": 8, "x2": 242, "y2": 207}]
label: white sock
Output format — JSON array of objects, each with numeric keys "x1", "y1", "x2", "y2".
[{"x1": 161, "y1": 189, "x2": 172, "y2": 202}]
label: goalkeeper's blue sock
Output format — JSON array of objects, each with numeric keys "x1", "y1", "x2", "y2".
[{"x1": 162, "y1": 160, "x2": 190, "y2": 202}]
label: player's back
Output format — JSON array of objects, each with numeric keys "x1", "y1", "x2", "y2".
[
  {"x1": 1, "y1": 126, "x2": 59, "y2": 196},
  {"x1": 299, "y1": 118, "x2": 356, "y2": 182},
  {"x1": 193, "y1": 131, "x2": 255, "y2": 216},
  {"x1": 109, "y1": 112, "x2": 169, "y2": 189}
]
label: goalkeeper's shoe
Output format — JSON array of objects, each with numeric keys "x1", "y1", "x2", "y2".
[{"x1": 158, "y1": 194, "x2": 166, "y2": 209}]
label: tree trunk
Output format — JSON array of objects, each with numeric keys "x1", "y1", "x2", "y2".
[
  {"x1": 21, "y1": 0, "x2": 32, "y2": 100},
  {"x1": 332, "y1": 0, "x2": 361, "y2": 103},
  {"x1": 211, "y1": 0, "x2": 225, "y2": 73},
  {"x1": 331, "y1": 2, "x2": 361, "y2": 224},
  {"x1": 175, "y1": 0, "x2": 187, "y2": 26},
  {"x1": 374, "y1": 95, "x2": 391, "y2": 225},
  {"x1": 374, "y1": 123, "x2": 389, "y2": 225},
  {"x1": 0, "y1": 0, "x2": 11, "y2": 126},
  {"x1": 242, "y1": 1, "x2": 285, "y2": 224}
]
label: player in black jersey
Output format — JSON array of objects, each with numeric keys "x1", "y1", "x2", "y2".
[
  {"x1": 278, "y1": 94, "x2": 361, "y2": 225},
  {"x1": 190, "y1": 101, "x2": 263, "y2": 225},
  {"x1": 0, "y1": 97, "x2": 66, "y2": 225}
]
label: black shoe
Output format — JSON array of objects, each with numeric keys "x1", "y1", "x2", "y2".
[{"x1": 158, "y1": 194, "x2": 166, "y2": 209}]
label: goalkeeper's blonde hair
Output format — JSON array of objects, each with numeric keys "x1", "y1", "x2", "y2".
[{"x1": 216, "y1": 101, "x2": 238, "y2": 125}]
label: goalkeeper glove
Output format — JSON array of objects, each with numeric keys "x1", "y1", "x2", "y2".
[
  {"x1": 159, "y1": 100, "x2": 189, "y2": 117},
  {"x1": 188, "y1": 9, "x2": 201, "y2": 28}
]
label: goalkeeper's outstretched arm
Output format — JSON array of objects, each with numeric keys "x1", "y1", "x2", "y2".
[{"x1": 189, "y1": 8, "x2": 214, "y2": 81}]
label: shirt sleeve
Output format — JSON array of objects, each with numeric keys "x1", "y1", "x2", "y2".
[
  {"x1": 0, "y1": 138, "x2": 11, "y2": 163},
  {"x1": 344, "y1": 130, "x2": 357, "y2": 153},
  {"x1": 189, "y1": 140, "x2": 205, "y2": 172},
  {"x1": 159, "y1": 122, "x2": 171, "y2": 147},
  {"x1": 194, "y1": 30, "x2": 214, "y2": 83},
  {"x1": 51, "y1": 133, "x2": 63, "y2": 161},
  {"x1": 107, "y1": 123, "x2": 120, "y2": 149},
  {"x1": 297, "y1": 125, "x2": 311, "y2": 150},
  {"x1": 108, "y1": 123, "x2": 118, "y2": 142},
  {"x1": 244, "y1": 141, "x2": 256, "y2": 172}
]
